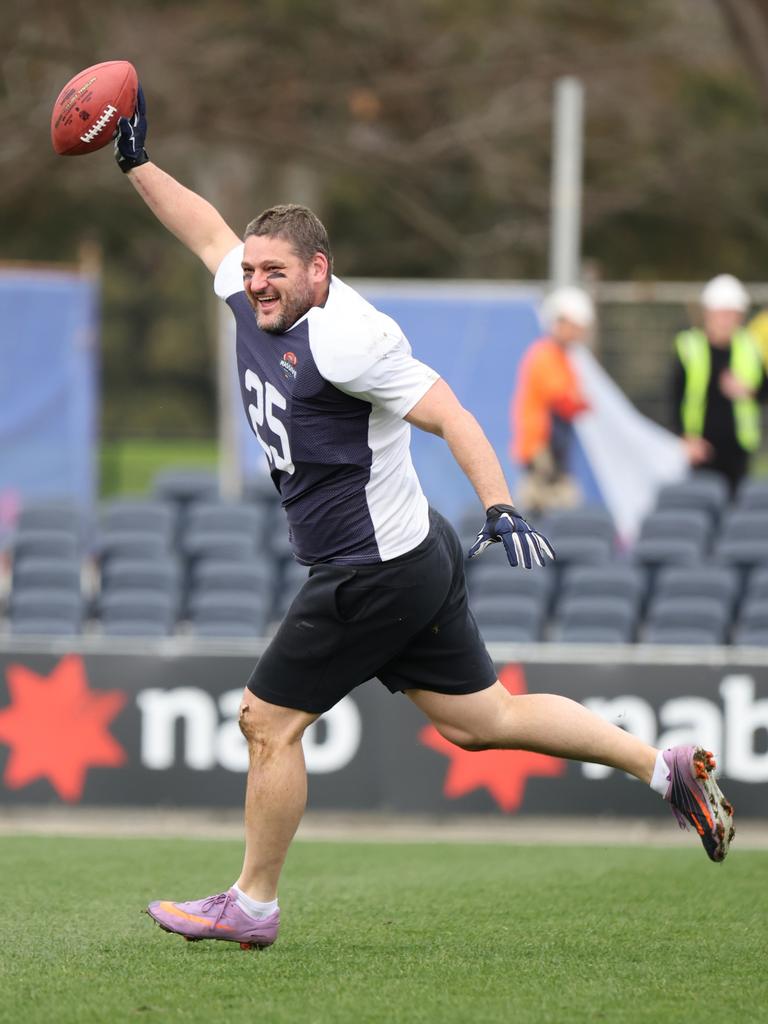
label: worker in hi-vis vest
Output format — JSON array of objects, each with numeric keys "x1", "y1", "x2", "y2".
[{"x1": 671, "y1": 274, "x2": 768, "y2": 493}]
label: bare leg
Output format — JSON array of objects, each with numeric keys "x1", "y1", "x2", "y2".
[
  {"x1": 408, "y1": 681, "x2": 656, "y2": 782},
  {"x1": 234, "y1": 689, "x2": 318, "y2": 902}
]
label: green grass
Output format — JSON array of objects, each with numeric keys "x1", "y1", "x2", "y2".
[
  {"x1": 99, "y1": 438, "x2": 218, "y2": 498},
  {"x1": 2, "y1": 837, "x2": 766, "y2": 1024}
]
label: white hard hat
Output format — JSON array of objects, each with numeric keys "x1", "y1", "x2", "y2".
[
  {"x1": 701, "y1": 274, "x2": 750, "y2": 312},
  {"x1": 540, "y1": 287, "x2": 595, "y2": 330}
]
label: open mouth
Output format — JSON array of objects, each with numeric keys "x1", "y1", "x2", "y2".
[{"x1": 256, "y1": 294, "x2": 280, "y2": 315}]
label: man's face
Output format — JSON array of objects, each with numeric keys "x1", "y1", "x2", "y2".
[
  {"x1": 551, "y1": 316, "x2": 588, "y2": 346},
  {"x1": 704, "y1": 308, "x2": 743, "y2": 345},
  {"x1": 242, "y1": 235, "x2": 327, "y2": 334}
]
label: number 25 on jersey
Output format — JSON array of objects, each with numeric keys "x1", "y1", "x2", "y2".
[{"x1": 244, "y1": 370, "x2": 295, "y2": 474}]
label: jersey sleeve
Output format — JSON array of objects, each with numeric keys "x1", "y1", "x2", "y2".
[
  {"x1": 335, "y1": 337, "x2": 440, "y2": 418},
  {"x1": 213, "y1": 244, "x2": 245, "y2": 299}
]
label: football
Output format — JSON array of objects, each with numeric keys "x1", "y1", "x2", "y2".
[{"x1": 51, "y1": 60, "x2": 138, "y2": 156}]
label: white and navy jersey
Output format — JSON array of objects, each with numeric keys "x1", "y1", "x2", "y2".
[{"x1": 214, "y1": 245, "x2": 439, "y2": 565}]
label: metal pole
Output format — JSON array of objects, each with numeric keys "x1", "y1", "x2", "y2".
[{"x1": 549, "y1": 76, "x2": 585, "y2": 288}]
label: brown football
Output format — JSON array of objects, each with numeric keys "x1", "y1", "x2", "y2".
[{"x1": 51, "y1": 60, "x2": 138, "y2": 156}]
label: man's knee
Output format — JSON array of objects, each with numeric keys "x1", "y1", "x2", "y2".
[{"x1": 238, "y1": 690, "x2": 313, "y2": 757}]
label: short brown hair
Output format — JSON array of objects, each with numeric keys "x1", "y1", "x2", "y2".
[{"x1": 244, "y1": 204, "x2": 333, "y2": 276}]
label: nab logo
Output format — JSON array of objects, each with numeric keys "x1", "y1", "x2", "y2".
[
  {"x1": 420, "y1": 664, "x2": 565, "y2": 812},
  {"x1": 280, "y1": 351, "x2": 298, "y2": 381},
  {"x1": 0, "y1": 656, "x2": 127, "y2": 802}
]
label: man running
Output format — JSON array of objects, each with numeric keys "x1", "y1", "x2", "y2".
[{"x1": 108, "y1": 86, "x2": 734, "y2": 951}]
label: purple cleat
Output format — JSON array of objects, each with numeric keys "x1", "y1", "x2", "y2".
[
  {"x1": 146, "y1": 888, "x2": 279, "y2": 950},
  {"x1": 663, "y1": 745, "x2": 735, "y2": 863}
]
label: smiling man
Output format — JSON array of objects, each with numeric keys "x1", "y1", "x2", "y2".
[{"x1": 110, "y1": 85, "x2": 735, "y2": 952}]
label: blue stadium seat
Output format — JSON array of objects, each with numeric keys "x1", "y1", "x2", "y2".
[
  {"x1": 544, "y1": 535, "x2": 613, "y2": 569},
  {"x1": 557, "y1": 625, "x2": 633, "y2": 644},
  {"x1": 183, "y1": 531, "x2": 259, "y2": 562},
  {"x1": 467, "y1": 561, "x2": 553, "y2": 606},
  {"x1": 100, "y1": 499, "x2": 176, "y2": 543},
  {"x1": 643, "y1": 596, "x2": 729, "y2": 644},
  {"x1": 188, "y1": 591, "x2": 270, "y2": 637},
  {"x1": 554, "y1": 597, "x2": 636, "y2": 643},
  {"x1": 96, "y1": 531, "x2": 171, "y2": 565},
  {"x1": 152, "y1": 468, "x2": 219, "y2": 506},
  {"x1": 12, "y1": 557, "x2": 81, "y2": 592},
  {"x1": 184, "y1": 502, "x2": 268, "y2": 539},
  {"x1": 12, "y1": 529, "x2": 79, "y2": 561},
  {"x1": 719, "y1": 509, "x2": 768, "y2": 544},
  {"x1": 100, "y1": 556, "x2": 181, "y2": 597},
  {"x1": 636, "y1": 509, "x2": 711, "y2": 551},
  {"x1": 470, "y1": 595, "x2": 545, "y2": 642},
  {"x1": 653, "y1": 566, "x2": 739, "y2": 616},
  {"x1": 712, "y1": 537, "x2": 768, "y2": 575},
  {"x1": 732, "y1": 599, "x2": 768, "y2": 645},
  {"x1": 191, "y1": 558, "x2": 274, "y2": 596},
  {"x1": 10, "y1": 588, "x2": 83, "y2": 635},
  {"x1": 557, "y1": 565, "x2": 645, "y2": 613},
  {"x1": 539, "y1": 506, "x2": 616, "y2": 545},
  {"x1": 734, "y1": 478, "x2": 768, "y2": 512},
  {"x1": 17, "y1": 502, "x2": 82, "y2": 535},
  {"x1": 100, "y1": 590, "x2": 176, "y2": 635},
  {"x1": 631, "y1": 537, "x2": 701, "y2": 574},
  {"x1": 655, "y1": 476, "x2": 729, "y2": 521}
]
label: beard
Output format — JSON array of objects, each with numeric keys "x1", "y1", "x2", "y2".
[{"x1": 255, "y1": 277, "x2": 315, "y2": 334}]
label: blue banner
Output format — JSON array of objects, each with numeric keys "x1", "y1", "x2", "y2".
[{"x1": 0, "y1": 269, "x2": 98, "y2": 529}]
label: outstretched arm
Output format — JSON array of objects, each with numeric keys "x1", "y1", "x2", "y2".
[
  {"x1": 405, "y1": 379, "x2": 554, "y2": 568},
  {"x1": 115, "y1": 86, "x2": 240, "y2": 275},
  {"x1": 406, "y1": 378, "x2": 513, "y2": 509}
]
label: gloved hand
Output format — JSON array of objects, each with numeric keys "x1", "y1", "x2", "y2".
[
  {"x1": 114, "y1": 84, "x2": 149, "y2": 173},
  {"x1": 468, "y1": 503, "x2": 555, "y2": 569}
]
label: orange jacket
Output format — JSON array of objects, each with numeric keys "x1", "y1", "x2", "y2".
[{"x1": 511, "y1": 337, "x2": 590, "y2": 464}]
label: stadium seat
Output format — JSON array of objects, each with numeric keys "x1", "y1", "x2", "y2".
[
  {"x1": 152, "y1": 468, "x2": 219, "y2": 507},
  {"x1": 470, "y1": 594, "x2": 545, "y2": 642},
  {"x1": 643, "y1": 596, "x2": 729, "y2": 644},
  {"x1": 734, "y1": 478, "x2": 768, "y2": 512},
  {"x1": 10, "y1": 618, "x2": 83, "y2": 637},
  {"x1": 732, "y1": 598, "x2": 768, "y2": 645},
  {"x1": 10, "y1": 588, "x2": 83, "y2": 635},
  {"x1": 539, "y1": 506, "x2": 616, "y2": 545},
  {"x1": 557, "y1": 564, "x2": 645, "y2": 613},
  {"x1": 467, "y1": 561, "x2": 554, "y2": 606},
  {"x1": 12, "y1": 557, "x2": 81, "y2": 592},
  {"x1": 184, "y1": 502, "x2": 268, "y2": 546},
  {"x1": 643, "y1": 626, "x2": 723, "y2": 646},
  {"x1": 655, "y1": 476, "x2": 729, "y2": 521},
  {"x1": 718, "y1": 509, "x2": 768, "y2": 544},
  {"x1": 631, "y1": 537, "x2": 701, "y2": 574},
  {"x1": 191, "y1": 557, "x2": 273, "y2": 596},
  {"x1": 188, "y1": 590, "x2": 270, "y2": 637},
  {"x1": 100, "y1": 590, "x2": 176, "y2": 635},
  {"x1": 17, "y1": 502, "x2": 82, "y2": 535},
  {"x1": 652, "y1": 566, "x2": 739, "y2": 616},
  {"x1": 182, "y1": 531, "x2": 259, "y2": 562},
  {"x1": 543, "y1": 535, "x2": 613, "y2": 569},
  {"x1": 100, "y1": 499, "x2": 176, "y2": 543},
  {"x1": 636, "y1": 509, "x2": 711, "y2": 551},
  {"x1": 553, "y1": 597, "x2": 636, "y2": 643},
  {"x1": 712, "y1": 537, "x2": 768, "y2": 576},
  {"x1": 96, "y1": 531, "x2": 171, "y2": 565},
  {"x1": 100, "y1": 556, "x2": 181, "y2": 596},
  {"x1": 744, "y1": 567, "x2": 768, "y2": 604},
  {"x1": 12, "y1": 529, "x2": 79, "y2": 561},
  {"x1": 557, "y1": 625, "x2": 633, "y2": 644},
  {"x1": 732, "y1": 627, "x2": 768, "y2": 646},
  {"x1": 272, "y1": 561, "x2": 310, "y2": 618}
]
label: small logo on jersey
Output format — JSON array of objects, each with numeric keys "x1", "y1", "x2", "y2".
[{"x1": 280, "y1": 351, "x2": 298, "y2": 380}]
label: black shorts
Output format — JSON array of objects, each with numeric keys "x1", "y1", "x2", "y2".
[{"x1": 248, "y1": 508, "x2": 497, "y2": 714}]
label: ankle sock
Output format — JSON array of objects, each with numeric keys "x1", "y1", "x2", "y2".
[
  {"x1": 649, "y1": 749, "x2": 671, "y2": 797},
  {"x1": 232, "y1": 884, "x2": 279, "y2": 919}
]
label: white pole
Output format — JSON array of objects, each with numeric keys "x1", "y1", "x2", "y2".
[{"x1": 549, "y1": 76, "x2": 585, "y2": 289}]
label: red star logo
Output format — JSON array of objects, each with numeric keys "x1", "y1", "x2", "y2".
[
  {"x1": 419, "y1": 663, "x2": 565, "y2": 812},
  {"x1": 0, "y1": 655, "x2": 127, "y2": 802}
]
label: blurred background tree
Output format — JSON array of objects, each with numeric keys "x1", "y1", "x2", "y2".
[{"x1": 2, "y1": 0, "x2": 767, "y2": 438}]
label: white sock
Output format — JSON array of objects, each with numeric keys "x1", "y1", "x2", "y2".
[
  {"x1": 232, "y1": 884, "x2": 279, "y2": 919},
  {"x1": 649, "y1": 749, "x2": 671, "y2": 797}
]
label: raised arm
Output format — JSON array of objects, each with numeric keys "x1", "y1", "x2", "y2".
[
  {"x1": 405, "y1": 378, "x2": 555, "y2": 569},
  {"x1": 114, "y1": 86, "x2": 240, "y2": 275}
]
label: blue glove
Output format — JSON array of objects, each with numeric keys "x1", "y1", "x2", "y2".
[
  {"x1": 468, "y1": 503, "x2": 555, "y2": 569},
  {"x1": 114, "y1": 84, "x2": 149, "y2": 173}
]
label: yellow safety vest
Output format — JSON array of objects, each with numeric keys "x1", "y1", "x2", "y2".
[{"x1": 675, "y1": 328, "x2": 763, "y2": 452}]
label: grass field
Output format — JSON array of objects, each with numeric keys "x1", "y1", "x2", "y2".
[{"x1": 3, "y1": 836, "x2": 767, "y2": 1024}]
